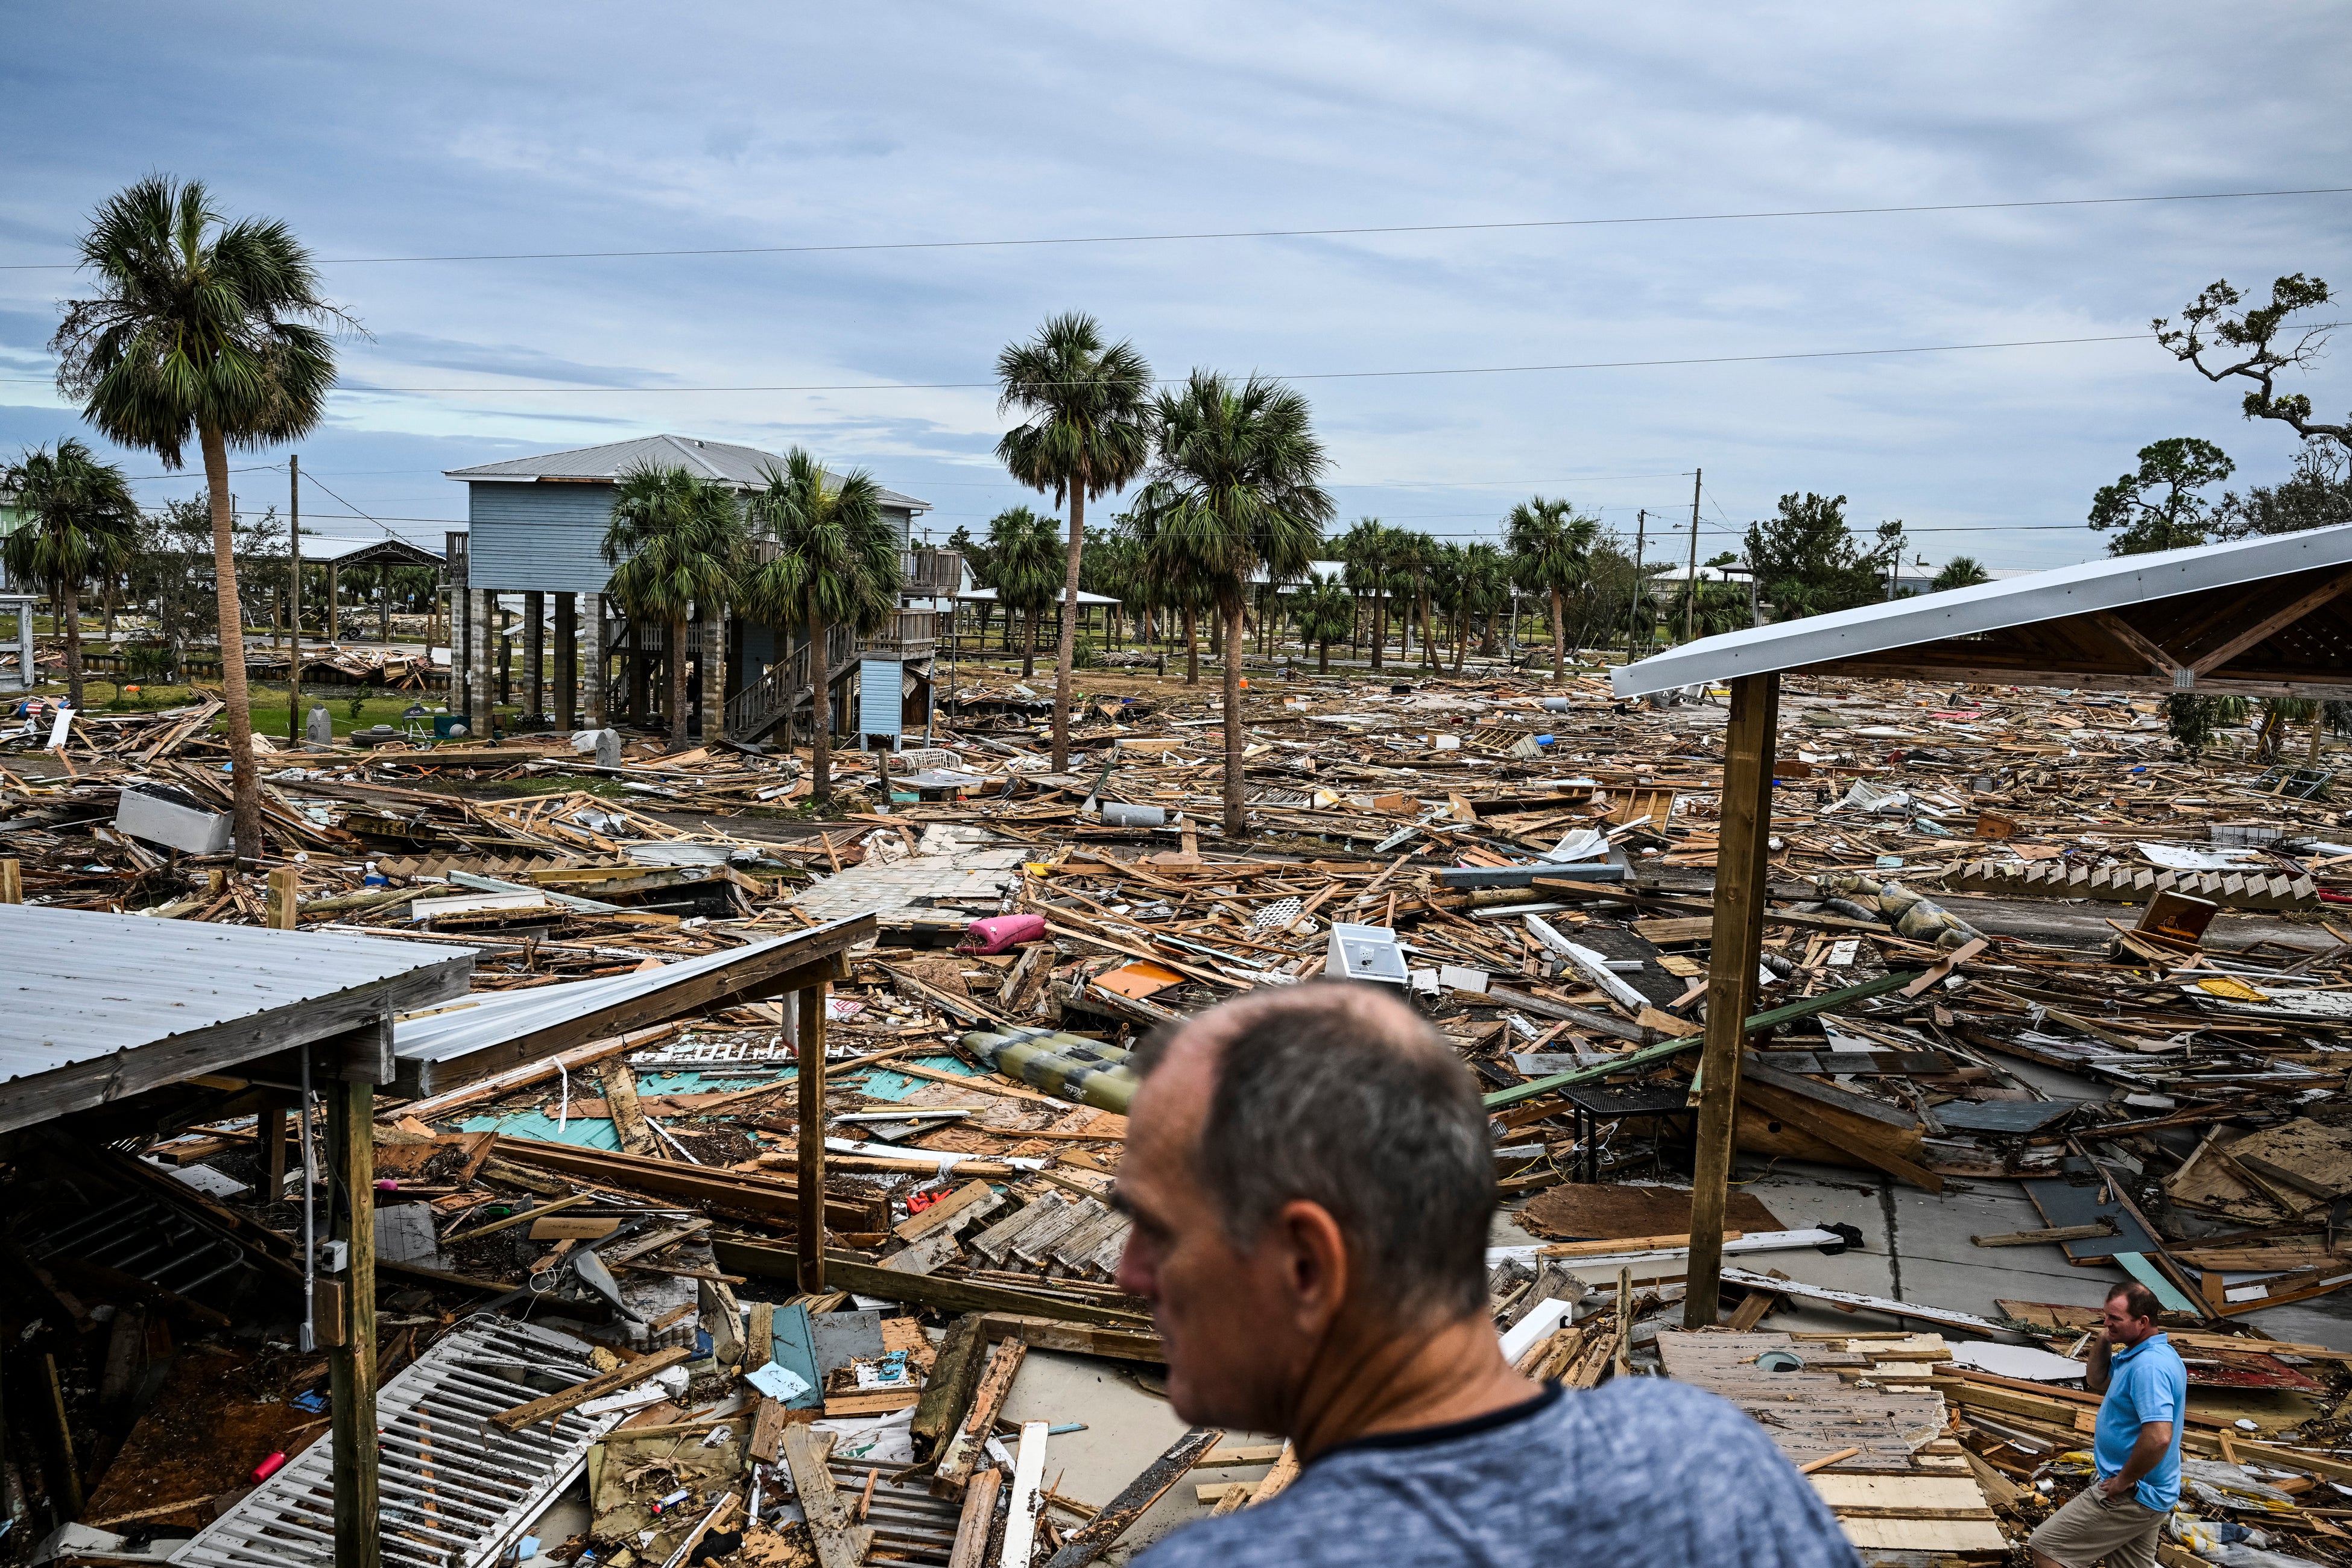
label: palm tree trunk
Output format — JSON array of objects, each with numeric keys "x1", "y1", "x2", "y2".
[
  {"x1": 809, "y1": 602, "x2": 833, "y2": 799},
  {"x1": 1454, "y1": 610, "x2": 1467, "y2": 673},
  {"x1": 62, "y1": 578, "x2": 84, "y2": 707},
  {"x1": 667, "y1": 615, "x2": 691, "y2": 750},
  {"x1": 1420, "y1": 592, "x2": 1436, "y2": 668},
  {"x1": 1549, "y1": 587, "x2": 1566, "y2": 681},
  {"x1": 1183, "y1": 605, "x2": 1200, "y2": 685},
  {"x1": 1222, "y1": 598, "x2": 1247, "y2": 839},
  {"x1": 1022, "y1": 610, "x2": 1037, "y2": 680},
  {"x1": 197, "y1": 424, "x2": 264, "y2": 861},
  {"x1": 1370, "y1": 598, "x2": 1385, "y2": 671},
  {"x1": 1051, "y1": 486, "x2": 1085, "y2": 772}
]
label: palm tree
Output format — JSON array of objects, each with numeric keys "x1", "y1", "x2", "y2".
[
  {"x1": 1930, "y1": 555, "x2": 1992, "y2": 592},
  {"x1": 601, "y1": 464, "x2": 747, "y2": 751},
  {"x1": 1140, "y1": 371, "x2": 1333, "y2": 836},
  {"x1": 985, "y1": 506, "x2": 1063, "y2": 678},
  {"x1": 740, "y1": 449, "x2": 900, "y2": 800},
  {"x1": 1125, "y1": 501, "x2": 1214, "y2": 683},
  {"x1": 1385, "y1": 530, "x2": 1439, "y2": 668},
  {"x1": 1455, "y1": 542, "x2": 1511, "y2": 668},
  {"x1": 995, "y1": 314, "x2": 1153, "y2": 773},
  {"x1": 50, "y1": 176, "x2": 347, "y2": 860},
  {"x1": 2, "y1": 440, "x2": 137, "y2": 707},
  {"x1": 1285, "y1": 573, "x2": 1350, "y2": 674},
  {"x1": 1338, "y1": 519, "x2": 1402, "y2": 671},
  {"x1": 1506, "y1": 496, "x2": 1597, "y2": 680}
]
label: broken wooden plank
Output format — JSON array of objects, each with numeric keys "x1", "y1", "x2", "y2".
[
  {"x1": 486, "y1": 1344, "x2": 690, "y2": 1432},
  {"x1": 783, "y1": 1422, "x2": 875, "y2": 1568},
  {"x1": 1043, "y1": 1426, "x2": 1224, "y2": 1568},
  {"x1": 931, "y1": 1337, "x2": 1027, "y2": 1498}
]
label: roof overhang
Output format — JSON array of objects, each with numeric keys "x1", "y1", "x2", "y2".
[{"x1": 1613, "y1": 524, "x2": 2352, "y2": 701}]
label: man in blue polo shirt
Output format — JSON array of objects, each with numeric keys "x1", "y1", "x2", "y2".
[{"x1": 2028, "y1": 1281, "x2": 2186, "y2": 1568}]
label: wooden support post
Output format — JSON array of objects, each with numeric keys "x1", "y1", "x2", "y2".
[
  {"x1": 554, "y1": 592, "x2": 577, "y2": 730},
  {"x1": 327, "y1": 1074, "x2": 380, "y2": 1568},
  {"x1": 584, "y1": 593, "x2": 607, "y2": 727},
  {"x1": 467, "y1": 589, "x2": 495, "y2": 741},
  {"x1": 1683, "y1": 670, "x2": 1779, "y2": 1330},
  {"x1": 523, "y1": 590, "x2": 545, "y2": 719},
  {"x1": 266, "y1": 865, "x2": 300, "y2": 930},
  {"x1": 324, "y1": 561, "x2": 338, "y2": 642},
  {"x1": 42, "y1": 1351, "x2": 83, "y2": 1517},
  {"x1": 0, "y1": 858, "x2": 20, "y2": 905},
  {"x1": 797, "y1": 983, "x2": 829, "y2": 1290},
  {"x1": 496, "y1": 599, "x2": 513, "y2": 706},
  {"x1": 701, "y1": 606, "x2": 726, "y2": 742},
  {"x1": 263, "y1": 1096, "x2": 288, "y2": 1193}
]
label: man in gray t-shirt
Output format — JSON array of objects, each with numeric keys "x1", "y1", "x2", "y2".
[{"x1": 1110, "y1": 982, "x2": 1859, "y2": 1568}]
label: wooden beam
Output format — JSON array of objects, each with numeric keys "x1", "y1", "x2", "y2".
[
  {"x1": 491, "y1": 1138, "x2": 879, "y2": 1230},
  {"x1": 1686, "y1": 671, "x2": 1778, "y2": 1330},
  {"x1": 1740, "y1": 1077, "x2": 1943, "y2": 1192},
  {"x1": 1043, "y1": 1426, "x2": 1224, "y2": 1568},
  {"x1": 1798, "y1": 657, "x2": 2352, "y2": 701},
  {"x1": 2190, "y1": 566, "x2": 2352, "y2": 673},
  {"x1": 487, "y1": 1345, "x2": 692, "y2": 1432},
  {"x1": 797, "y1": 981, "x2": 827, "y2": 1293},
  {"x1": 931, "y1": 1338, "x2": 1026, "y2": 1497},
  {"x1": 328, "y1": 1078, "x2": 381, "y2": 1568},
  {"x1": 783, "y1": 1423, "x2": 875, "y2": 1568},
  {"x1": 2090, "y1": 610, "x2": 2187, "y2": 680},
  {"x1": 715, "y1": 1238, "x2": 1153, "y2": 1328}
]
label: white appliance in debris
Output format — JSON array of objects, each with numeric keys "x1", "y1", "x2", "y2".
[{"x1": 1326, "y1": 922, "x2": 1409, "y2": 988}]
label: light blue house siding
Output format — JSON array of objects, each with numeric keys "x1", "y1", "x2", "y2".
[{"x1": 464, "y1": 482, "x2": 917, "y2": 595}]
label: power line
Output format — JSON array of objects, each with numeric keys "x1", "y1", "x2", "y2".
[
  {"x1": 0, "y1": 329, "x2": 2144, "y2": 396},
  {"x1": 5, "y1": 186, "x2": 2344, "y2": 272}
]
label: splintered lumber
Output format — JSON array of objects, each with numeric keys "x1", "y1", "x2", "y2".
[
  {"x1": 1043, "y1": 1426, "x2": 1224, "y2": 1568},
  {"x1": 946, "y1": 1467, "x2": 1002, "y2": 1568},
  {"x1": 931, "y1": 1338, "x2": 1027, "y2": 1497},
  {"x1": 894, "y1": 1177, "x2": 1000, "y2": 1243},
  {"x1": 1972, "y1": 1222, "x2": 2117, "y2": 1248},
  {"x1": 975, "y1": 1314, "x2": 1167, "y2": 1363},
  {"x1": 1249, "y1": 1442, "x2": 1301, "y2": 1507},
  {"x1": 715, "y1": 1238, "x2": 1151, "y2": 1329},
  {"x1": 487, "y1": 1344, "x2": 689, "y2": 1431},
  {"x1": 598, "y1": 1061, "x2": 655, "y2": 1155},
  {"x1": 1717, "y1": 1269, "x2": 2009, "y2": 1335},
  {"x1": 493, "y1": 1139, "x2": 880, "y2": 1230},
  {"x1": 783, "y1": 1423, "x2": 875, "y2": 1568},
  {"x1": 912, "y1": 1315, "x2": 988, "y2": 1459}
]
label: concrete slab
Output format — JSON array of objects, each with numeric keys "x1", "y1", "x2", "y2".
[{"x1": 997, "y1": 1347, "x2": 1280, "y2": 1563}]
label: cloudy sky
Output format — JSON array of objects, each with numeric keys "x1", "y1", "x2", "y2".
[{"x1": 2, "y1": 2, "x2": 2346, "y2": 572}]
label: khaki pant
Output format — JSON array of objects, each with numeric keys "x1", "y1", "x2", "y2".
[{"x1": 2027, "y1": 1484, "x2": 2163, "y2": 1568}]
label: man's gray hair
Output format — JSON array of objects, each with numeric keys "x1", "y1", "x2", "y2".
[{"x1": 1134, "y1": 981, "x2": 1493, "y2": 1321}]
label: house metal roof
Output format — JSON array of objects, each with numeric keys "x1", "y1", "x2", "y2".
[
  {"x1": 444, "y1": 436, "x2": 929, "y2": 512},
  {"x1": 1612, "y1": 523, "x2": 2352, "y2": 699},
  {"x1": 0, "y1": 906, "x2": 473, "y2": 1131},
  {"x1": 290, "y1": 534, "x2": 445, "y2": 567}
]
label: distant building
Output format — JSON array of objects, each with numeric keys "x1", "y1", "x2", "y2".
[{"x1": 443, "y1": 435, "x2": 958, "y2": 743}]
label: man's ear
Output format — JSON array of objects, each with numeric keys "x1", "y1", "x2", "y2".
[{"x1": 1270, "y1": 1199, "x2": 1351, "y2": 1336}]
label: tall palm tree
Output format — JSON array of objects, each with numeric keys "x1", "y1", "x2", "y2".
[
  {"x1": 1140, "y1": 371, "x2": 1333, "y2": 836},
  {"x1": 740, "y1": 449, "x2": 899, "y2": 800},
  {"x1": 1505, "y1": 496, "x2": 1597, "y2": 681},
  {"x1": 1337, "y1": 519, "x2": 1402, "y2": 671},
  {"x1": 995, "y1": 313, "x2": 1153, "y2": 773},
  {"x1": 2, "y1": 440, "x2": 138, "y2": 707},
  {"x1": 985, "y1": 506, "x2": 1064, "y2": 678},
  {"x1": 51, "y1": 177, "x2": 346, "y2": 861},
  {"x1": 1456, "y1": 542, "x2": 1511, "y2": 666},
  {"x1": 1291, "y1": 573, "x2": 1355, "y2": 674},
  {"x1": 1389, "y1": 530, "x2": 1440, "y2": 668},
  {"x1": 601, "y1": 464, "x2": 747, "y2": 751},
  {"x1": 1125, "y1": 501, "x2": 1215, "y2": 683}
]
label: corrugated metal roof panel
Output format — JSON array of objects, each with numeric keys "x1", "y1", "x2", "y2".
[
  {"x1": 0, "y1": 905, "x2": 473, "y2": 1087},
  {"x1": 1613, "y1": 522, "x2": 2352, "y2": 698},
  {"x1": 444, "y1": 436, "x2": 928, "y2": 510}
]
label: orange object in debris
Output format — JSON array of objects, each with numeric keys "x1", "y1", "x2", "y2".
[{"x1": 1092, "y1": 960, "x2": 1186, "y2": 1000}]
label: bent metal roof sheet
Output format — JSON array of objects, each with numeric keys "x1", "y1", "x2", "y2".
[{"x1": 1612, "y1": 523, "x2": 2352, "y2": 698}]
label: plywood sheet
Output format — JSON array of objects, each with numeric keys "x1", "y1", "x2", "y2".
[{"x1": 1519, "y1": 1182, "x2": 1784, "y2": 1242}]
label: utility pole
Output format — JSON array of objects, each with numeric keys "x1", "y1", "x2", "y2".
[
  {"x1": 1683, "y1": 467, "x2": 1702, "y2": 643},
  {"x1": 1629, "y1": 509, "x2": 1646, "y2": 658},
  {"x1": 286, "y1": 454, "x2": 302, "y2": 743}
]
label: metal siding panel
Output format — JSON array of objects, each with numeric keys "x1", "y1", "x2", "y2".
[
  {"x1": 858, "y1": 656, "x2": 903, "y2": 736},
  {"x1": 467, "y1": 482, "x2": 621, "y2": 593}
]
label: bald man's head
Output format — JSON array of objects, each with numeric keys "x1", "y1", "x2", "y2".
[{"x1": 1130, "y1": 981, "x2": 1494, "y2": 1323}]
